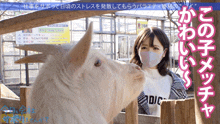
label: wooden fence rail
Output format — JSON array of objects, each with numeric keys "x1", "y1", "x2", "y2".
[
  {"x1": 111, "y1": 98, "x2": 195, "y2": 124},
  {"x1": 0, "y1": 86, "x2": 195, "y2": 124},
  {"x1": 109, "y1": 98, "x2": 195, "y2": 124}
]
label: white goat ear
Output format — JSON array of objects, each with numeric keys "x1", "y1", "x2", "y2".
[
  {"x1": 15, "y1": 44, "x2": 62, "y2": 55},
  {"x1": 14, "y1": 44, "x2": 65, "y2": 64},
  {"x1": 15, "y1": 54, "x2": 47, "y2": 63},
  {"x1": 65, "y1": 22, "x2": 93, "y2": 67}
]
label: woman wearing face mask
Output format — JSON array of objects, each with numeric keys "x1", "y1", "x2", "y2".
[{"x1": 130, "y1": 27, "x2": 188, "y2": 117}]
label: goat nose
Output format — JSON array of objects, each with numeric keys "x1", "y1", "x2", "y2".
[{"x1": 135, "y1": 65, "x2": 141, "y2": 70}]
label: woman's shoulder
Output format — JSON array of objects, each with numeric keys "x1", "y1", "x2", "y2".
[
  {"x1": 167, "y1": 70, "x2": 188, "y2": 99},
  {"x1": 167, "y1": 70, "x2": 187, "y2": 91}
]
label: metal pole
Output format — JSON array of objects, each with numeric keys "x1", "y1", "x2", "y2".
[
  {"x1": 25, "y1": 50, "x2": 29, "y2": 86},
  {"x1": 113, "y1": 13, "x2": 117, "y2": 60},
  {"x1": 0, "y1": 35, "x2": 3, "y2": 83},
  {"x1": 110, "y1": 16, "x2": 113, "y2": 59}
]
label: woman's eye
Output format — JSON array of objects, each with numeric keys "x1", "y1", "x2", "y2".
[
  {"x1": 154, "y1": 47, "x2": 159, "y2": 50},
  {"x1": 142, "y1": 47, "x2": 147, "y2": 49}
]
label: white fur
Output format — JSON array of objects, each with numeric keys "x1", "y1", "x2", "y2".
[{"x1": 28, "y1": 23, "x2": 145, "y2": 124}]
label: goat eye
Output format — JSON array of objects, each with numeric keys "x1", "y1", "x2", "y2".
[{"x1": 94, "y1": 59, "x2": 102, "y2": 67}]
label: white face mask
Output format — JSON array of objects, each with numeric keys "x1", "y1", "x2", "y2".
[{"x1": 140, "y1": 51, "x2": 164, "y2": 68}]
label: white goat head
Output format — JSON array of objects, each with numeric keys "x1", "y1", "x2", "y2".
[{"x1": 15, "y1": 22, "x2": 145, "y2": 124}]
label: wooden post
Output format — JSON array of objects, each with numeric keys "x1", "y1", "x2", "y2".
[
  {"x1": 191, "y1": 0, "x2": 220, "y2": 123},
  {"x1": 188, "y1": 99, "x2": 196, "y2": 124},
  {"x1": 125, "y1": 99, "x2": 138, "y2": 124},
  {"x1": 20, "y1": 86, "x2": 31, "y2": 108},
  {"x1": 174, "y1": 99, "x2": 195, "y2": 124},
  {"x1": 160, "y1": 100, "x2": 175, "y2": 124},
  {"x1": 161, "y1": 99, "x2": 195, "y2": 124},
  {"x1": 20, "y1": 86, "x2": 31, "y2": 124},
  {"x1": 175, "y1": 100, "x2": 186, "y2": 124}
]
